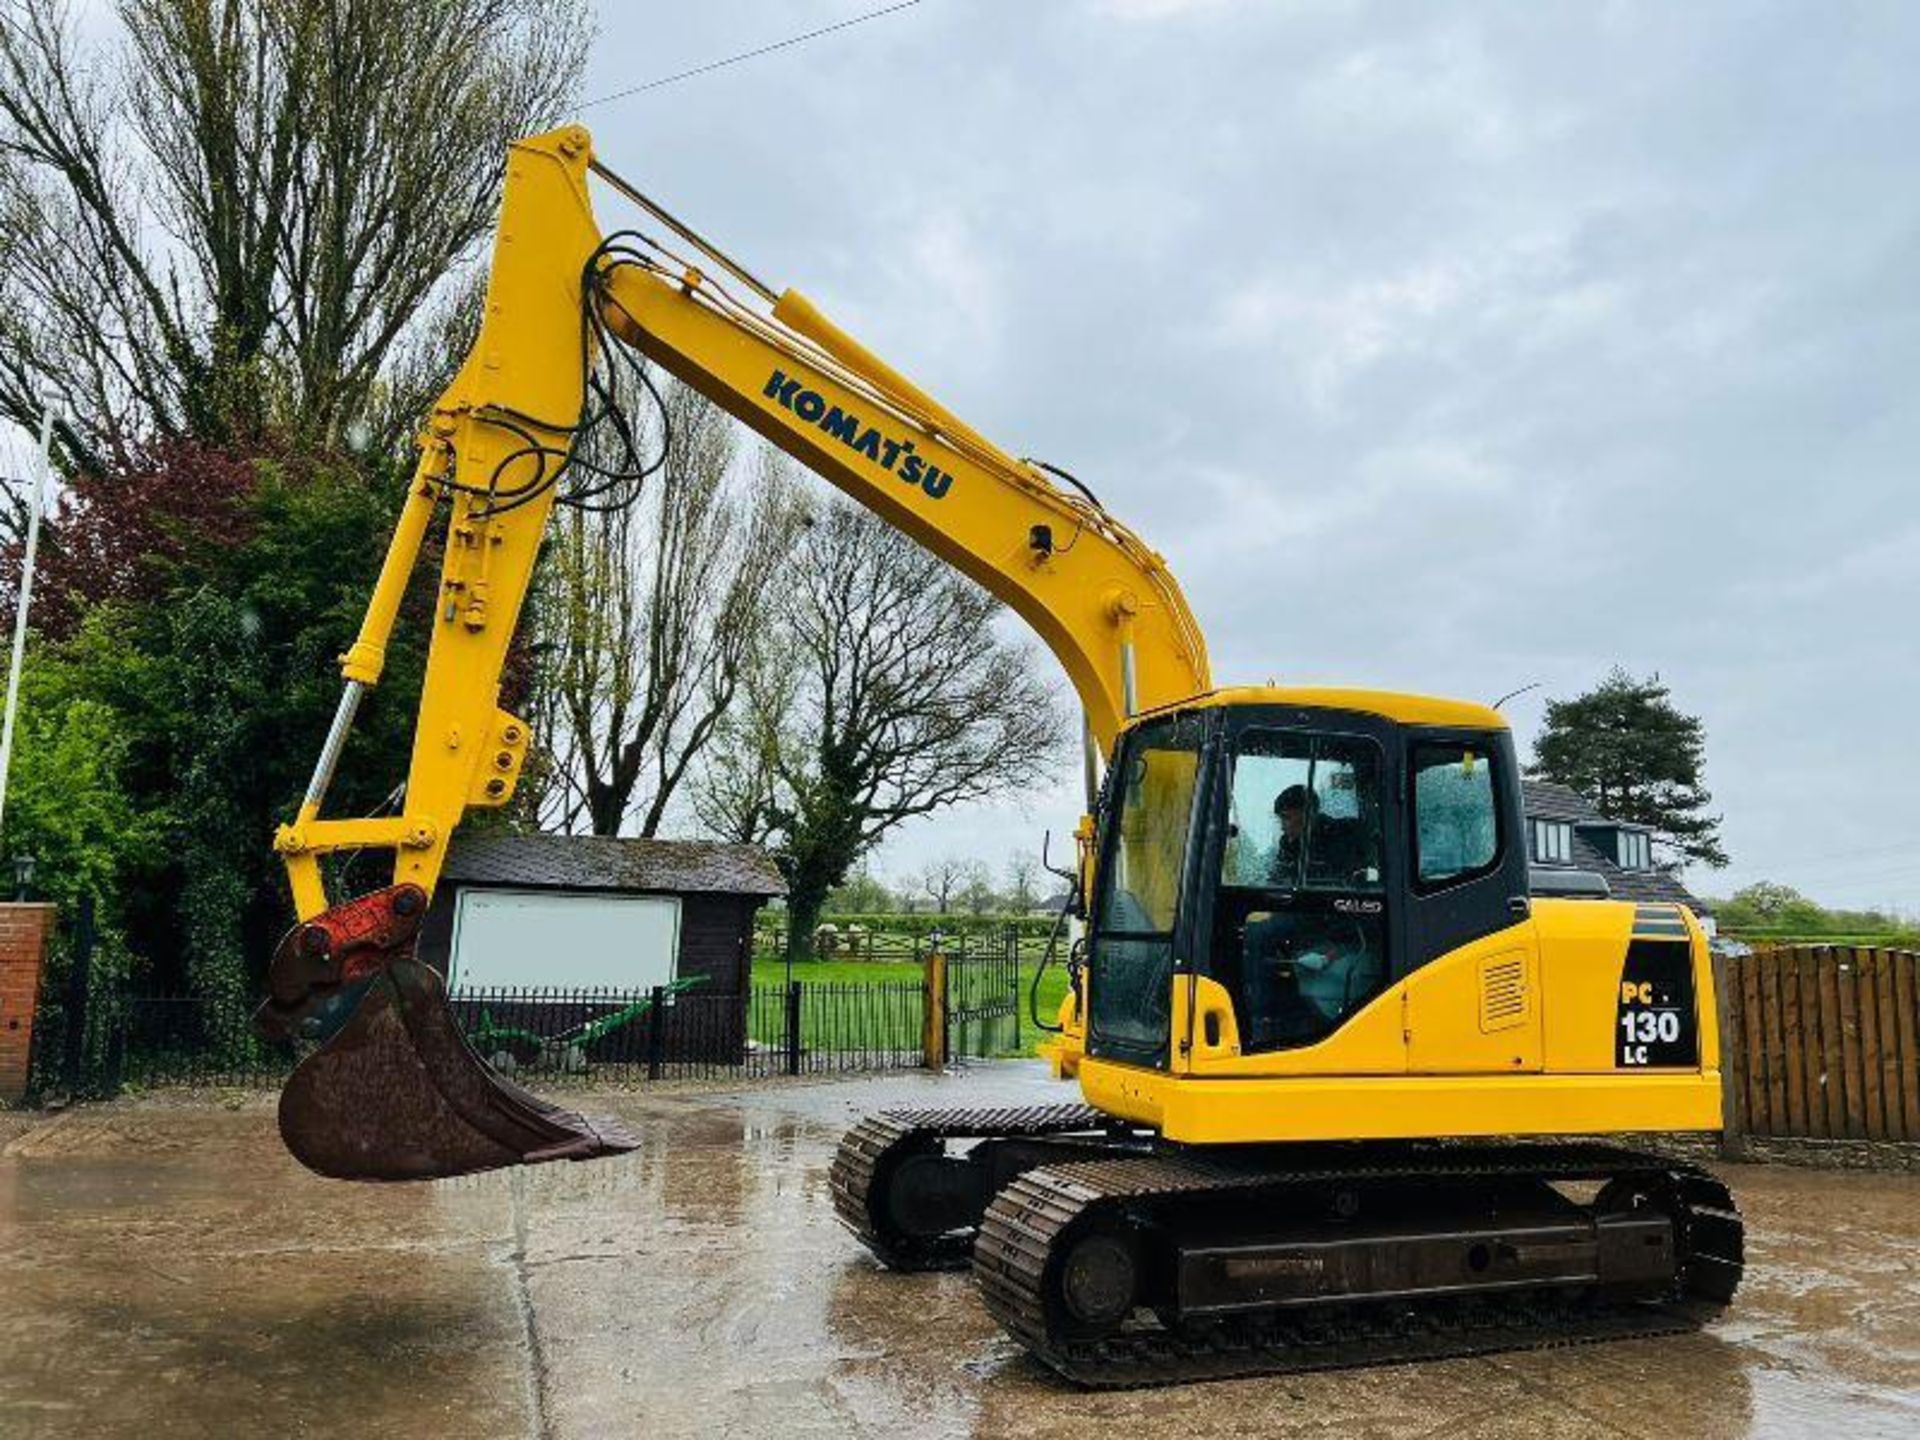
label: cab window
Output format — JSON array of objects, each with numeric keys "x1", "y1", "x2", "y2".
[
  {"x1": 1087, "y1": 713, "x2": 1205, "y2": 1061},
  {"x1": 1412, "y1": 742, "x2": 1500, "y2": 885},
  {"x1": 1214, "y1": 730, "x2": 1387, "y2": 1052},
  {"x1": 1220, "y1": 730, "x2": 1383, "y2": 890}
]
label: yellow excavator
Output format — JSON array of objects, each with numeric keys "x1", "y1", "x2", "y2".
[{"x1": 255, "y1": 127, "x2": 1741, "y2": 1386}]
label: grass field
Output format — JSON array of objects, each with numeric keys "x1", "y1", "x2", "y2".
[
  {"x1": 749, "y1": 957, "x2": 922, "y2": 987},
  {"x1": 746, "y1": 954, "x2": 1073, "y2": 1057}
]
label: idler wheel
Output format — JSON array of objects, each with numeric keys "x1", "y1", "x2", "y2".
[{"x1": 1056, "y1": 1226, "x2": 1139, "y2": 1338}]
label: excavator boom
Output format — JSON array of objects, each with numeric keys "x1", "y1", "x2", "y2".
[{"x1": 260, "y1": 127, "x2": 1207, "y2": 1180}]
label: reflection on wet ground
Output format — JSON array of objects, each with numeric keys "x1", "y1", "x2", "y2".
[{"x1": 2, "y1": 1065, "x2": 1917, "y2": 1438}]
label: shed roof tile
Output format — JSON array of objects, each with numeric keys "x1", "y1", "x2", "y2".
[{"x1": 441, "y1": 833, "x2": 786, "y2": 897}]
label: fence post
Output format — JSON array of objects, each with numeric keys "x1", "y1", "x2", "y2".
[
  {"x1": 922, "y1": 944, "x2": 948, "y2": 1070},
  {"x1": 104, "y1": 999, "x2": 126, "y2": 1097},
  {"x1": 60, "y1": 894, "x2": 95, "y2": 1096},
  {"x1": 945, "y1": 943, "x2": 956, "y2": 1061},
  {"x1": 0, "y1": 899, "x2": 56, "y2": 1103},
  {"x1": 1008, "y1": 924, "x2": 1020, "y2": 1054},
  {"x1": 646, "y1": 985, "x2": 666, "y2": 1081},
  {"x1": 785, "y1": 981, "x2": 803, "y2": 1076},
  {"x1": 1712, "y1": 952, "x2": 1748, "y2": 1160}
]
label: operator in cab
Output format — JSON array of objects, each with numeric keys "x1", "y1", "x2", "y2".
[
  {"x1": 1272, "y1": 784, "x2": 1368, "y2": 885},
  {"x1": 1246, "y1": 783, "x2": 1383, "y2": 1044},
  {"x1": 1273, "y1": 784, "x2": 1315, "y2": 877}
]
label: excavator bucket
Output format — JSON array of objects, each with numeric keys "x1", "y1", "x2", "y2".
[{"x1": 254, "y1": 885, "x2": 638, "y2": 1182}]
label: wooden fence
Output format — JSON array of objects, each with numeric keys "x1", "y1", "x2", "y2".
[{"x1": 1715, "y1": 945, "x2": 1920, "y2": 1143}]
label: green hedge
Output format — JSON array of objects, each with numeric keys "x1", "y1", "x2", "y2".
[{"x1": 1721, "y1": 930, "x2": 1919, "y2": 948}]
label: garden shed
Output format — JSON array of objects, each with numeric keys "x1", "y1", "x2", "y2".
[
  {"x1": 415, "y1": 832, "x2": 785, "y2": 995},
  {"x1": 414, "y1": 833, "x2": 785, "y2": 1070}
]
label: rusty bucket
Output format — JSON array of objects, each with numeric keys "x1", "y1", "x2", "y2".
[{"x1": 255, "y1": 885, "x2": 638, "y2": 1182}]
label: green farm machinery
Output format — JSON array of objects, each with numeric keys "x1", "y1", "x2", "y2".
[{"x1": 469, "y1": 977, "x2": 708, "y2": 1076}]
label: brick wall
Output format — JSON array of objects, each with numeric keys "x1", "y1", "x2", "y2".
[{"x1": 0, "y1": 903, "x2": 55, "y2": 1103}]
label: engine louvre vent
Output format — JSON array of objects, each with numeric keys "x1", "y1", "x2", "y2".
[{"x1": 1479, "y1": 954, "x2": 1529, "y2": 1033}]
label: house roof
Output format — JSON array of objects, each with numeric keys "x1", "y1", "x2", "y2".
[
  {"x1": 1520, "y1": 779, "x2": 1708, "y2": 912},
  {"x1": 1564, "y1": 830, "x2": 1702, "y2": 908},
  {"x1": 1520, "y1": 779, "x2": 1599, "y2": 823},
  {"x1": 441, "y1": 832, "x2": 786, "y2": 898}
]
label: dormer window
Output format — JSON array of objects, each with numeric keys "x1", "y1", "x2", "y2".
[
  {"x1": 1617, "y1": 830, "x2": 1651, "y2": 870},
  {"x1": 1531, "y1": 819, "x2": 1573, "y2": 865}
]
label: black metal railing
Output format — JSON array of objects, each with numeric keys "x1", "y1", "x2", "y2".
[
  {"x1": 29, "y1": 986, "x2": 295, "y2": 1096},
  {"x1": 451, "y1": 979, "x2": 929, "y2": 1083},
  {"x1": 27, "y1": 975, "x2": 945, "y2": 1098}
]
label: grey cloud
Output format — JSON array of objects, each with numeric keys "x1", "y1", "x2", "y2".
[{"x1": 589, "y1": 2, "x2": 1920, "y2": 908}]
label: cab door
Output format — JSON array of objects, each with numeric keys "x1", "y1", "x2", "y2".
[
  {"x1": 1190, "y1": 710, "x2": 1405, "y2": 1071},
  {"x1": 1401, "y1": 729, "x2": 1543, "y2": 1073},
  {"x1": 1084, "y1": 711, "x2": 1210, "y2": 1070}
]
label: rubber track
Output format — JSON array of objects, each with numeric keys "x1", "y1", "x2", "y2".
[
  {"x1": 973, "y1": 1144, "x2": 1743, "y2": 1389},
  {"x1": 830, "y1": 1104, "x2": 1111, "y2": 1270}
]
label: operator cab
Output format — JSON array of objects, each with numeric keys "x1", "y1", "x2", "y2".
[{"x1": 1083, "y1": 695, "x2": 1530, "y2": 1069}]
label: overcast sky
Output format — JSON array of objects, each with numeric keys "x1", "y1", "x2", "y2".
[
  {"x1": 576, "y1": 1, "x2": 1919, "y2": 910},
  {"x1": 29, "y1": 2, "x2": 1909, "y2": 909}
]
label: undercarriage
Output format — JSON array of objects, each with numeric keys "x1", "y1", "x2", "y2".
[{"x1": 830, "y1": 1105, "x2": 1744, "y2": 1388}]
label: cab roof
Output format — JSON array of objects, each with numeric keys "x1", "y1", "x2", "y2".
[{"x1": 1137, "y1": 685, "x2": 1509, "y2": 731}]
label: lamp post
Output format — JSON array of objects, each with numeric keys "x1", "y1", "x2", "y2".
[
  {"x1": 12, "y1": 851, "x2": 35, "y2": 902},
  {"x1": 0, "y1": 401, "x2": 57, "y2": 840}
]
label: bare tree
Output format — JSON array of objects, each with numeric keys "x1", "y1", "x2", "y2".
[
  {"x1": 824, "y1": 864, "x2": 893, "y2": 915},
  {"x1": 530, "y1": 382, "x2": 804, "y2": 836},
  {"x1": 1004, "y1": 851, "x2": 1041, "y2": 914},
  {"x1": 958, "y1": 862, "x2": 997, "y2": 917},
  {"x1": 918, "y1": 857, "x2": 971, "y2": 915},
  {"x1": 699, "y1": 499, "x2": 1067, "y2": 960},
  {"x1": 0, "y1": 0, "x2": 588, "y2": 468},
  {"x1": 696, "y1": 695, "x2": 787, "y2": 845}
]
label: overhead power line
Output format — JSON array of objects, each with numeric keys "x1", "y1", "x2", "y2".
[{"x1": 581, "y1": 2, "x2": 927, "y2": 109}]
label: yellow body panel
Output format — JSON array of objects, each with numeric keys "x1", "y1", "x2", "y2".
[
  {"x1": 1176, "y1": 974, "x2": 1408, "y2": 1077},
  {"x1": 1404, "y1": 922, "x2": 1542, "y2": 1073},
  {"x1": 1534, "y1": 898, "x2": 1720, "y2": 1072},
  {"x1": 1080, "y1": 901, "x2": 1722, "y2": 1144},
  {"x1": 1079, "y1": 1061, "x2": 1722, "y2": 1143}
]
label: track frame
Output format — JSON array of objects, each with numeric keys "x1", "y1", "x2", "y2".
[{"x1": 832, "y1": 1107, "x2": 1743, "y2": 1388}]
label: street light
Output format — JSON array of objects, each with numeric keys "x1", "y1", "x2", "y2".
[
  {"x1": 12, "y1": 852, "x2": 35, "y2": 901},
  {"x1": 0, "y1": 401, "x2": 57, "y2": 840}
]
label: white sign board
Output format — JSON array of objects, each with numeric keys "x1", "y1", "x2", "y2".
[{"x1": 449, "y1": 888, "x2": 682, "y2": 993}]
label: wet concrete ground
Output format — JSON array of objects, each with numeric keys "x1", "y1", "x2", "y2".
[{"x1": 2, "y1": 1064, "x2": 1917, "y2": 1439}]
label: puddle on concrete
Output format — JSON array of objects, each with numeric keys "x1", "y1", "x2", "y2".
[{"x1": 2, "y1": 1065, "x2": 1917, "y2": 1438}]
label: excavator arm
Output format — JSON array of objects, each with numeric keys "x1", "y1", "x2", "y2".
[{"x1": 257, "y1": 127, "x2": 1210, "y2": 1180}]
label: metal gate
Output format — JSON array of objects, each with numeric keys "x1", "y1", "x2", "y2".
[{"x1": 943, "y1": 927, "x2": 1022, "y2": 1059}]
